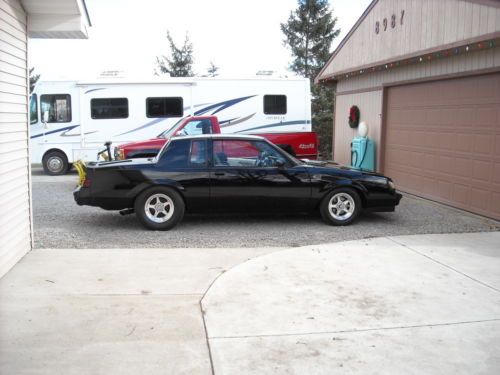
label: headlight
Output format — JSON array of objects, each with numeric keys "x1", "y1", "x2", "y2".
[
  {"x1": 388, "y1": 180, "x2": 395, "y2": 190},
  {"x1": 114, "y1": 147, "x2": 125, "y2": 160}
]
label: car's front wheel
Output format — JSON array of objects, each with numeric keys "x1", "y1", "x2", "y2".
[
  {"x1": 320, "y1": 187, "x2": 361, "y2": 226},
  {"x1": 134, "y1": 186, "x2": 185, "y2": 230}
]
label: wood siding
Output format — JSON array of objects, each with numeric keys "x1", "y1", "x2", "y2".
[
  {"x1": 337, "y1": 44, "x2": 500, "y2": 92},
  {"x1": 334, "y1": 90, "x2": 383, "y2": 166},
  {"x1": 321, "y1": 0, "x2": 500, "y2": 79},
  {"x1": 0, "y1": 0, "x2": 31, "y2": 277}
]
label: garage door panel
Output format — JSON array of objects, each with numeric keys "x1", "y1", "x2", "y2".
[
  {"x1": 477, "y1": 106, "x2": 496, "y2": 125},
  {"x1": 469, "y1": 188, "x2": 490, "y2": 211},
  {"x1": 492, "y1": 193, "x2": 500, "y2": 217},
  {"x1": 493, "y1": 163, "x2": 500, "y2": 184},
  {"x1": 472, "y1": 160, "x2": 491, "y2": 182},
  {"x1": 384, "y1": 73, "x2": 500, "y2": 220}
]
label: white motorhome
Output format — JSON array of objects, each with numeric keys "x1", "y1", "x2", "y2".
[{"x1": 29, "y1": 77, "x2": 312, "y2": 174}]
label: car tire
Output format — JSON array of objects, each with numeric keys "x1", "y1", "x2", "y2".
[
  {"x1": 134, "y1": 186, "x2": 185, "y2": 230},
  {"x1": 320, "y1": 187, "x2": 362, "y2": 226},
  {"x1": 42, "y1": 151, "x2": 69, "y2": 176}
]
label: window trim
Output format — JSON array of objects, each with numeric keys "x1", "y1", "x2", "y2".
[
  {"x1": 90, "y1": 97, "x2": 129, "y2": 120},
  {"x1": 40, "y1": 94, "x2": 72, "y2": 123},
  {"x1": 146, "y1": 96, "x2": 184, "y2": 118},
  {"x1": 263, "y1": 94, "x2": 287, "y2": 115}
]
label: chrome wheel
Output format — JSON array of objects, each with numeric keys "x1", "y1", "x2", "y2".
[
  {"x1": 47, "y1": 156, "x2": 64, "y2": 174},
  {"x1": 145, "y1": 193, "x2": 174, "y2": 223},
  {"x1": 328, "y1": 192, "x2": 355, "y2": 221}
]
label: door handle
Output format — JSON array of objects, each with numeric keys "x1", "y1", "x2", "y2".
[{"x1": 214, "y1": 172, "x2": 225, "y2": 176}]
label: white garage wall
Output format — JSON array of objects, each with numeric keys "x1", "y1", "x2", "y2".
[{"x1": 0, "y1": 0, "x2": 32, "y2": 277}]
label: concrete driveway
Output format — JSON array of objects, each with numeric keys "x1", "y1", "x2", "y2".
[
  {"x1": 203, "y1": 232, "x2": 500, "y2": 374},
  {"x1": 1, "y1": 232, "x2": 499, "y2": 374}
]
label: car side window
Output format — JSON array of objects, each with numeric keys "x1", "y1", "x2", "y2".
[
  {"x1": 159, "y1": 139, "x2": 190, "y2": 168},
  {"x1": 212, "y1": 140, "x2": 287, "y2": 167},
  {"x1": 189, "y1": 140, "x2": 207, "y2": 166}
]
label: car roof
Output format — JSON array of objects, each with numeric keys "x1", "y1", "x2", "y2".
[{"x1": 171, "y1": 134, "x2": 265, "y2": 141}]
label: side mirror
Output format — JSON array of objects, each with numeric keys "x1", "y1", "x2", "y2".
[{"x1": 43, "y1": 111, "x2": 49, "y2": 123}]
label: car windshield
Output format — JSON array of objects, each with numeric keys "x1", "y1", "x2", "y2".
[{"x1": 157, "y1": 117, "x2": 186, "y2": 139}]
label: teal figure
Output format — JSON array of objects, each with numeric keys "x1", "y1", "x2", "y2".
[{"x1": 351, "y1": 121, "x2": 376, "y2": 171}]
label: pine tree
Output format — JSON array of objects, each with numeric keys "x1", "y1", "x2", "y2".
[
  {"x1": 207, "y1": 61, "x2": 219, "y2": 77},
  {"x1": 155, "y1": 32, "x2": 194, "y2": 77},
  {"x1": 281, "y1": 0, "x2": 340, "y2": 159},
  {"x1": 29, "y1": 67, "x2": 40, "y2": 94}
]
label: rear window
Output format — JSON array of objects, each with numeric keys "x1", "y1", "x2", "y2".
[
  {"x1": 146, "y1": 97, "x2": 183, "y2": 118},
  {"x1": 91, "y1": 98, "x2": 128, "y2": 119},
  {"x1": 189, "y1": 140, "x2": 207, "y2": 166}
]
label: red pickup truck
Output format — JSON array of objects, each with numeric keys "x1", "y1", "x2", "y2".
[{"x1": 115, "y1": 116, "x2": 318, "y2": 160}]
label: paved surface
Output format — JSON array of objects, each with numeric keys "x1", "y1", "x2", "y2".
[
  {"x1": 202, "y1": 232, "x2": 500, "y2": 374},
  {"x1": 0, "y1": 247, "x2": 279, "y2": 375},
  {"x1": 32, "y1": 168, "x2": 500, "y2": 248},
  {"x1": 1, "y1": 233, "x2": 499, "y2": 374}
]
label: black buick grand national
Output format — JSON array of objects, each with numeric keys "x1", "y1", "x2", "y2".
[{"x1": 74, "y1": 134, "x2": 402, "y2": 230}]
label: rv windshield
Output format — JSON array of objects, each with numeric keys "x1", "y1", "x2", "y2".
[
  {"x1": 30, "y1": 94, "x2": 37, "y2": 124},
  {"x1": 157, "y1": 118, "x2": 185, "y2": 139}
]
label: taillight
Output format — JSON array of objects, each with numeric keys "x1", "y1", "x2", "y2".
[{"x1": 82, "y1": 178, "x2": 92, "y2": 188}]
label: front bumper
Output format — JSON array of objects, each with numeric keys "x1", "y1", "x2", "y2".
[{"x1": 364, "y1": 191, "x2": 403, "y2": 212}]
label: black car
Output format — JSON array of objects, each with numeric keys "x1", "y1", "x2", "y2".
[{"x1": 74, "y1": 134, "x2": 402, "y2": 230}]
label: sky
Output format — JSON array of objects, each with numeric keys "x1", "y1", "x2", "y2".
[{"x1": 28, "y1": 0, "x2": 372, "y2": 80}]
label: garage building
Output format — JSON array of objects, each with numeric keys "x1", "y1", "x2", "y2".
[{"x1": 316, "y1": 0, "x2": 500, "y2": 220}]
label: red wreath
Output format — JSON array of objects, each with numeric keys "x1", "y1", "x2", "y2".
[{"x1": 349, "y1": 105, "x2": 360, "y2": 128}]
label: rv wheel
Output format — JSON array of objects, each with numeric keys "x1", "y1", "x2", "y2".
[{"x1": 42, "y1": 151, "x2": 69, "y2": 176}]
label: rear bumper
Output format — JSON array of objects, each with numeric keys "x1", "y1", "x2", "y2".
[
  {"x1": 364, "y1": 191, "x2": 402, "y2": 212},
  {"x1": 74, "y1": 186, "x2": 133, "y2": 210},
  {"x1": 73, "y1": 186, "x2": 93, "y2": 206}
]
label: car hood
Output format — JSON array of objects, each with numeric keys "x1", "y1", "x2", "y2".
[{"x1": 118, "y1": 138, "x2": 166, "y2": 150}]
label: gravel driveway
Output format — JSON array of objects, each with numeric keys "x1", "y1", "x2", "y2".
[{"x1": 32, "y1": 168, "x2": 500, "y2": 249}]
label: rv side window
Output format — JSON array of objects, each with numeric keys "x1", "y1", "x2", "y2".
[
  {"x1": 146, "y1": 97, "x2": 183, "y2": 118},
  {"x1": 91, "y1": 98, "x2": 129, "y2": 119},
  {"x1": 263, "y1": 95, "x2": 287, "y2": 115},
  {"x1": 30, "y1": 94, "x2": 37, "y2": 124},
  {"x1": 40, "y1": 94, "x2": 72, "y2": 123}
]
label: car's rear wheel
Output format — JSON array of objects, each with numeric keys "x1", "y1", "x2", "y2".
[
  {"x1": 134, "y1": 186, "x2": 184, "y2": 230},
  {"x1": 320, "y1": 187, "x2": 361, "y2": 226},
  {"x1": 42, "y1": 150, "x2": 69, "y2": 175}
]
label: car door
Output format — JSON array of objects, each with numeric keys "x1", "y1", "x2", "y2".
[
  {"x1": 209, "y1": 139, "x2": 312, "y2": 212},
  {"x1": 154, "y1": 138, "x2": 210, "y2": 211}
]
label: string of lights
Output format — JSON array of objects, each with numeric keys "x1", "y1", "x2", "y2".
[{"x1": 323, "y1": 38, "x2": 498, "y2": 81}]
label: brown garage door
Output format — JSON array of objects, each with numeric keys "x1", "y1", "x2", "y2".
[{"x1": 384, "y1": 73, "x2": 500, "y2": 220}]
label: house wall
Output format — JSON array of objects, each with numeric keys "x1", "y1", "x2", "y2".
[
  {"x1": 333, "y1": 46, "x2": 500, "y2": 168},
  {"x1": 322, "y1": 0, "x2": 500, "y2": 79},
  {"x1": 0, "y1": 0, "x2": 32, "y2": 277}
]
